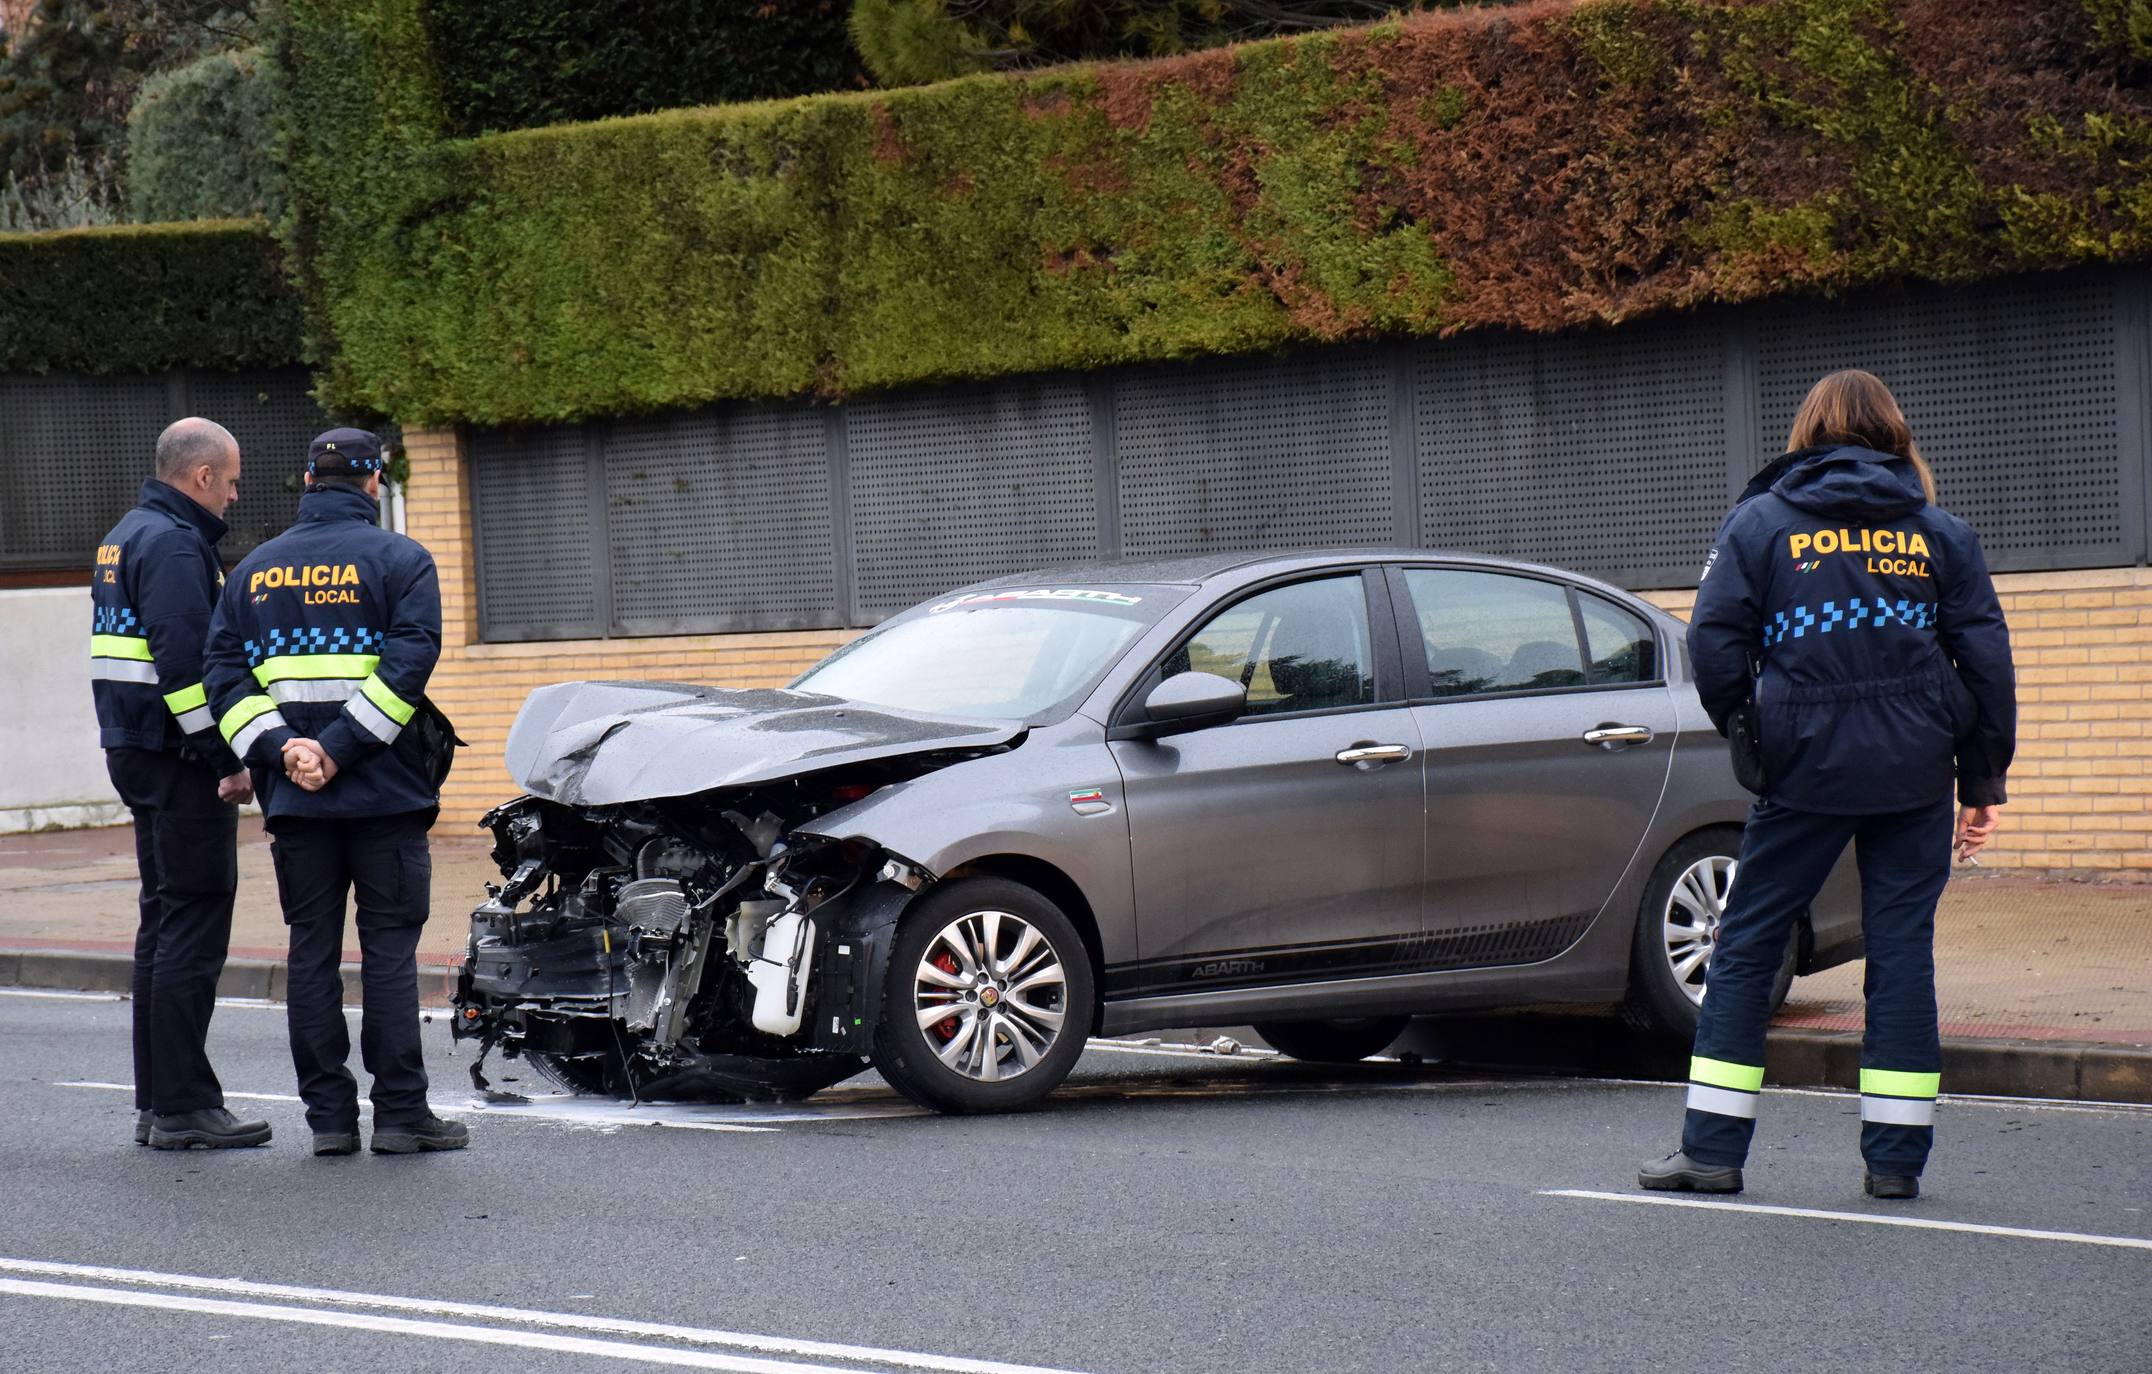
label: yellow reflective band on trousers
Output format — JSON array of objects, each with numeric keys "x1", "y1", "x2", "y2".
[
  {"x1": 1860, "y1": 1068, "x2": 1941, "y2": 1099},
  {"x1": 252, "y1": 653, "x2": 381, "y2": 685},
  {"x1": 162, "y1": 683, "x2": 208, "y2": 714},
  {"x1": 90, "y1": 634, "x2": 154, "y2": 661},
  {"x1": 1689, "y1": 1056, "x2": 1766, "y2": 1093},
  {"x1": 358, "y1": 673, "x2": 416, "y2": 725},
  {"x1": 218, "y1": 694, "x2": 280, "y2": 743}
]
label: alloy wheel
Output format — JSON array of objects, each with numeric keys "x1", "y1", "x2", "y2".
[
  {"x1": 914, "y1": 909, "x2": 1068, "y2": 1082},
  {"x1": 1662, "y1": 855, "x2": 1736, "y2": 1007}
]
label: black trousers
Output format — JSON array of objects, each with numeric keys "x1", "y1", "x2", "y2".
[
  {"x1": 267, "y1": 812, "x2": 434, "y2": 1131},
  {"x1": 106, "y1": 748, "x2": 239, "y2": 1116},
  {"x1": 1683, "y1": 799, "x2": 1954, "y2": 1176}
]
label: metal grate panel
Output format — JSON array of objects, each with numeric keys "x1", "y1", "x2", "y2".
[
  {"x1": 0, "y1": 374, "x2": 170, "y2": 569},
  {"x1": 846, "y1": 378, "x2": 1099, "y2": 619},
  {"x1": 1417, "y1": 314, "x2": 1731, "y2": 589},
  {"x1": 605, "y1": 406, "x2": 837, "y2": 635},
  {"x1": 190, "y1": 368, "x2": 331, "y2": 560},
  {"x1": 1116, "y1": 353, "x2": 1396, "y2": 557},
  {"x1": 1757, "y1": 275, "x2": 2126, "y2": 571},
  {"x1": 470, "y1": 426, "x2": 600, "y2": 641}
]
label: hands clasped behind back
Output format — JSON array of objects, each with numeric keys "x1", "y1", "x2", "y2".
[{"x1": 281, "y1": 738, "x2": 339, "y2": 793}]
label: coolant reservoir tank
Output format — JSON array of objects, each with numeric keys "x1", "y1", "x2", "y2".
[{"x1": 748, "y1": 910, "x2": 815, "y2": 1036}]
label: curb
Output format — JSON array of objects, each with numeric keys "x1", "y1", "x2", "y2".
[
  {"x1": 4, "y1": 947, "x2": 462, "y2": 1012},
  {"x1": 8, "y1": 948, "x2": 2149, "y2": 1105}
]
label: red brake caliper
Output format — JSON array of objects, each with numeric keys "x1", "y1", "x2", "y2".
[{"x1": 930, "y1": 952, "x2": 961, "y2": 1040}]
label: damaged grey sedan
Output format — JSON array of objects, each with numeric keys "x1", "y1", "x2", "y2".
[{"x1": 452, "y1": 551, "x2": 1859, "y2": 1113}]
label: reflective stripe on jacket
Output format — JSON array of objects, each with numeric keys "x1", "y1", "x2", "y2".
[
  {"x1": 203, "y1": 485, "x2": 443, "y2": 820},
  {"x1": 1687, "y1": 445, "x2": 2017, "y2": 815},
  {"x1": 90, "y1": 480, "x2": 242, "y2": 774}
]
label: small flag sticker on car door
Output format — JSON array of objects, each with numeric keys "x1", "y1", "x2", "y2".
[{"x1": 1068, "y1": 788, "x2": 1111, "y2": 815}]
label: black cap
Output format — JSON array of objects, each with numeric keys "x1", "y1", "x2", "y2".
[{"x1": 307, "y1": 428, "x2": 385, "y2": 479}]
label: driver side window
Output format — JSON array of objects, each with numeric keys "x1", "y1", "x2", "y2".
[{"x1": 1162, "y1": 576, "x2": 1374, "y2": 718}]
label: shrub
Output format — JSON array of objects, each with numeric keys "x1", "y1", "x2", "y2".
[
  {"x1": 0, "y1": 220, "x2": 302, "y2": 373},
  {"x1": 125, "y1": 45, "x2": 285, "y2": 224},
  {"x1": 282, "y1": 0, "x2": 2152, "y2": 426}
]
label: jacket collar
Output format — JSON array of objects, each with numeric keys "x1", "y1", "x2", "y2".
[
  {"x1": 138, "y1": 479, "x2": 229, "y2": 546},
  {"x1": 295, "y1": 484, "x2": 382, "y2": 525}
]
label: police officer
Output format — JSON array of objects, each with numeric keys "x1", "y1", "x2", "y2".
[
  {"x1": 1640, "y1": 370, "x2": 2015, "y2": 1200},
  {"x1": 204, "y1": 428, "x2": 468, "y2": 1157},
  {"x1": 92, "y1": 418, "x2": 273, "y2": 1150}
]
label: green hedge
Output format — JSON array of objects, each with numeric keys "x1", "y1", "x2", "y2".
[
  {"x1": 420, "y1": 0, "x2": 863, "y2": 137},
  {"x1": 126, "y1": 47, "x2": 287, "y2": 225},
  {"x1": 286, "y1": 0, "x2": 2152, "y2": 426},
  {"x1": 0, "y1": 220, "x2": 303, "y2": 374}
]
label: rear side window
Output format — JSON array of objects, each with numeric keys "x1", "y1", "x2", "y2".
[
  {"x1": 1400, "y1": 569, "x2": 1585, "y2": 697},
  {"x1": 1162, "y1": 575, "x2": 1374, "y2": 717},
  {"x1": 1579, "y1": 594, "x2": 1657, "y2": 685}
]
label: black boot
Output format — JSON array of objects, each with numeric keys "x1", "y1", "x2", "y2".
[
  {"x1": 1638, "y1": 1150, "x2": 1743, "y2": 1194},
  {"x1": 1865, "y1": 1172, "x2": 1919, "y2": 1200},
  {"x1": 371, "y1": 1113, "x2": 469, "y2": 1154},
  {"x1": 312, "y1": 1125, "x2": 361, "y2": 1156},
  {"x1": 134, "y1": 1110, "x2": 152, "y2": 1146},
  {"x1": 148, "y1": 1107, "x2": 273, "y2": 1150}
]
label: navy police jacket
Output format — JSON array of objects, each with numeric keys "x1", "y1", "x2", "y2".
[
  {"x1": 203, "y1": 485, "x2": 443, "y2": 820},
  {"x1": 1688, "y1": 445, "x2": 2016, "y2": 815},
  {"x1": 90, "y1": 479, "x2": 243, "y2": 774}
]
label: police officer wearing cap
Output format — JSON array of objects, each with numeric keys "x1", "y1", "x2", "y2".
[
  {"x1": 1639, "y1": 370, "x2": 2015, "y2": 1201},
  {"x1": 92, "y1": 417, "x2": 274, "y2": 1150},
  {"x1": 204, "y1": 429, "x2": 468, "y2": 1156}
]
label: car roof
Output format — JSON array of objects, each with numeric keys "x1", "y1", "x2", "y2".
[{"x1": 966, "y1": 548, "x2": 1602, "y2": 591}]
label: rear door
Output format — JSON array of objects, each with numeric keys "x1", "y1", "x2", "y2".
[
  {"x1": 1108, "y1": 570, "x2": 1425, "y2": 997},
  {"x1": 1388, "y1": 566, "x2": 1676, "y2": 968}
]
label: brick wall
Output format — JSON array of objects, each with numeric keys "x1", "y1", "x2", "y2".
[
  {"x1": 1642, "y1": 568, "x2": 2152, "y2": 876},
  {"x1": 406, "y1": 428, "x2": 2146, "y2": 873}
]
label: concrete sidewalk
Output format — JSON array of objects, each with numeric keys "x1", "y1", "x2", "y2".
[{"x1": 2, "y1": 820, "x2": 2146, "y2": 1100}]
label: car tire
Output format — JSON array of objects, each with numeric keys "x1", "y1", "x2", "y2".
[
  {"x1": 871, "y1": 878, "x2": 1096, "y2": 1115},
  {"x1": 1621, "y1": 830, "x2": 1797, "y2": 1042},
  {"x1": 1252, "y1": 1016, "x2": 1409, "y2": 1063}
]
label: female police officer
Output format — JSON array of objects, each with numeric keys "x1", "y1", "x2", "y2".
[{"x1": 1640, "y1": 369, "x2": 2015, "y2": 1201}]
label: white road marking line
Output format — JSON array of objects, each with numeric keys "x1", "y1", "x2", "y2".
[
  {"x1": 52, "y1": 1082, "x2": 780, "y2": 1134},
  {"x1": 1576, "y1": 1075, "x2": 2152, "y2": 1116},
  {"x1": 0, "y1": 1262, "x2": 1094, "y2": 1374},
  {"x1": 1542, "y1": 1190, "x2": 2152, "y2": 1252},
  {"x1": 1084, "y1": 1038, "x2": 1281, "y2": 1062}
]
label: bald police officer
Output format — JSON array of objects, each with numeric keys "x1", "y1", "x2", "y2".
[
  {"x1": 92, "y1": 418, "x2": 273, "y2": 1150},
  {"x1": 204, "y1": 429, "x2": 467, "y2": 1156}
]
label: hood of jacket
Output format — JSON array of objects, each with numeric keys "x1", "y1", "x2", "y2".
[
  {"x1": 1736, "y1": 445, "x2": 1928, "y2": 522},
  {"x1": 138, "y1": 478, "x2": 229, "y2": 546}
]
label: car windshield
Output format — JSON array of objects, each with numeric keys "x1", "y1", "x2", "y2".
[{"x1": 793, "y1": 585, "x2": 1184, "y2": 722}]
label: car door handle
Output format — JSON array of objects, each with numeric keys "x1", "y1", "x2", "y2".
[
  {"x1": 1336, "y1": 743, "x2": 1413, "y2": 765},
  {"x1": 1582, "y1": 725, "x2": 1654, "y2": 748}
]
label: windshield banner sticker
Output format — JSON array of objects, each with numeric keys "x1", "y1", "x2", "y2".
[{"x1": 929, "y1": 588, "x2": 1144, "y2": 613}]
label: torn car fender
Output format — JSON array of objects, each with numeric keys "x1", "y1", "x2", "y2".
[
  {"x1": 793, "y1": 719, "x2": 1137, "y2": 968},
  {"x1": 803, "y1": 879, "x2": 916, "y2": 1055}
]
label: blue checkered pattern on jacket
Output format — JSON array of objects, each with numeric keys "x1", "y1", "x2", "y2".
[
  {"x1": 92, "y1": 606, "x2": 141, "y2": 635},
  {"x1": 243, "y1": 625, "x2": 387, "y2": 667},
  {"x1": 1764, "y1": 599, "x2": 1936, "y2": 646}
]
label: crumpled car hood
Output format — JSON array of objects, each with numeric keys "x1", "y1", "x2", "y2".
[{"x1": 503, "y1": 681, "x2": 1024, "y2": 805}]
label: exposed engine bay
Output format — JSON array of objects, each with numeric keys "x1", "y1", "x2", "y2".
[{"x1": 452, "y1": 767, "x2": 952, "y2": 1103}]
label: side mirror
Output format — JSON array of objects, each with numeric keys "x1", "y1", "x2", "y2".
[{"x1": 1140, "y1": 671, "x2": 1247, "y2": 738}]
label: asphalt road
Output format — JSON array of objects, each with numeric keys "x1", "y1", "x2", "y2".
[{"x1": 1, "y1": 989, "x2": 2147, "y2": 1374}]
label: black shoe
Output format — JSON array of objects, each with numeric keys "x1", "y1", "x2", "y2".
[
  {"x1": 1638, "y1": 1150, "x2": 1743, "y2": 1194},
  {"x1": 312, "y1": 1127, "x2": 361, "y2": 1156},
  {"x1": 134, "y1": 1110, "x2": 151, "y2": 1146},
  {"x1": 1865, "y1": 1172, "x2": 1919, "y2": 1200},
  {"x1": 371, "y1": 1113, "x2": 468, "y2": 1154},
  {"x1": 148, "y1": 1107, "x2": 273, "y2": 1150}
]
